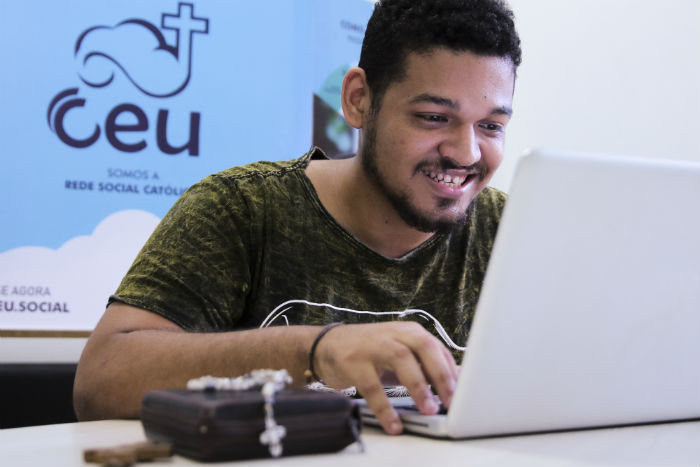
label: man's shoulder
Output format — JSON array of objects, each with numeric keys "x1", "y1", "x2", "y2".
[
  {"x1": 211, "y1": 147, "x2": 327, "y2": 183},
  {"x1": 457, "y1": 186, "x2": 507, "y2": 240},
  {"x1": 172, "y1": 147, "x2": 328, "y2": 221}
]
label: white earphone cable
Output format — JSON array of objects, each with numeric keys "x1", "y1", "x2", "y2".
[{"x1": 260, "y1": 299, "x2": 466, "y2": 352}]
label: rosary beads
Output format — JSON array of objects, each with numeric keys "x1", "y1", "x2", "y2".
[{"x1": 187, "y1": 369, "x2": 292, "y2": 458}]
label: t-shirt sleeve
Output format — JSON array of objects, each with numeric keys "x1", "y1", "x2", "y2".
[{"x1": 109, "y1": 174, "x2": 254, "y2": 331}]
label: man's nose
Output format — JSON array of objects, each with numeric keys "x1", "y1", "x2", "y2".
[{"x1": 438, "y1": 126, "x2": 481, "y2": 167}]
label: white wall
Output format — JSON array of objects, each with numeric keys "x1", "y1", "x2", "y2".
[
  {"x1": 492, "y1": 0, "x2": 700, "y2": 191},
  {"x1": 0, "y1": 337, "x2": 87, "y2": 363}
]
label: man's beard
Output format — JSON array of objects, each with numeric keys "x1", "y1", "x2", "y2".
[{"x1": 359, "y1": 118, "x2": 473, "y2": 234}]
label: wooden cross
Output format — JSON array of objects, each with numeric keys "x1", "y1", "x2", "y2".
[{"x1": 83, "y1": 441, "x2": 173, "y2": 466}]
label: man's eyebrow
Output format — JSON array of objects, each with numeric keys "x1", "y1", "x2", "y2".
[
  {"x1": 409, "y1": 93, "x2": 459, "y2": 110},
  {"x1": 491, "y1": 105, "x2": 513, "y2": 117},
  {"x1": 409, "y1": 93, "x2": 513, "y2": 117}
]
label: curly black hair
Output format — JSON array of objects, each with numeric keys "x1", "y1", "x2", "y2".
[{"x1": 358, "y1": 0, "x2": 522, "y2": 109}]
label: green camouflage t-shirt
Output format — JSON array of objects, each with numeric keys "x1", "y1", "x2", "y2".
[{"x1": 111, "y1": 148, "x2": 506, "y2": 358}]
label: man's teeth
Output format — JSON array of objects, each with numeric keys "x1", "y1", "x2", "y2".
[{"x1": 424, "y1": 170, "x2": 467, "y2": 187}]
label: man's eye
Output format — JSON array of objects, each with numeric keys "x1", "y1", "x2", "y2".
[
  {"x1": 480, "y1": 122, "x2": 503, "y2": 132},
  {"x1": 417, "y1": 114, "x2": 447, "y2": 123}
]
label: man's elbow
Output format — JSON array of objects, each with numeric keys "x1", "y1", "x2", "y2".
[
  {"x1": 72, "y1": 374, "x2": 97, "y2": 421},
  {"x1": 73, "y1": 356, "x2": 117, "y2": 421},
  {"x1": 72, "y1": 338, "x2": 140, "y2": 421}
]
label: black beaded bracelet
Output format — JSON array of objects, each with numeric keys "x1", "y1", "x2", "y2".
[{"x1": 304, "y1": 322, "x2": 344, "y2": 384}]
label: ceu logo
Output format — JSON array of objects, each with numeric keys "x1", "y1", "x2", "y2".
[{"x1": 47, "y1": 3, "x2": 209, "y2": 156}]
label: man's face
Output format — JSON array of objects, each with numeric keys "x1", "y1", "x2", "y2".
[{"x1": 360, "y1": 49, "x2": 515, "y2": 233}]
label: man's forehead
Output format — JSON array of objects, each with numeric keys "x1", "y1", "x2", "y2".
[
  {"x1": 393, "y1": 51, "x2": 515, "y2": 105},
  {"x1": 399, "y1": 49, "x2": 515, "y2": 86}
]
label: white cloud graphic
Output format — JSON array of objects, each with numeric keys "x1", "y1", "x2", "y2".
[{"x1": 0, "y1": 210, "x2": 160, "y2": 331}]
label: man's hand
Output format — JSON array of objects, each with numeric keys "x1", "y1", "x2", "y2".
[{"x1": 313, "y1": 322, "x2": 458, "y2": 435}]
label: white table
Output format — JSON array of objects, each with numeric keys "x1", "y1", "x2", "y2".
[{"x1": 1, "y1": 419, "x2": 698, "y2": 467}]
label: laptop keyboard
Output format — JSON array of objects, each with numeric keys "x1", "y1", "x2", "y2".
[{"x1": 397, "y1": 403, "x2": 449, "y2": 415}]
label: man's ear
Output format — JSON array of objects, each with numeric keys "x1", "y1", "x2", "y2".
[{"x1": 341, "y1": 67, "x2": 371, "y2": 129}]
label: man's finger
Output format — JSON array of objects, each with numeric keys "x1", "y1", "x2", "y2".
[
  {"x1": 354, "y1": 372, "x2": 403, "y2": 435},
  {"x1": 398, "y1": 328, "x2": 457, "y2": 410},
  {"x1": 379, "y1": 343, "x2": 439, "y2": 415}
]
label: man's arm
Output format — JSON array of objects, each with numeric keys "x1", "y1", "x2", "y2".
[
  {"x1": 74, "y1": 302, "x2": 457, "y2": 435},
  {"x1": 73, "y1": 302, "x2": 318, "y2": 420}
]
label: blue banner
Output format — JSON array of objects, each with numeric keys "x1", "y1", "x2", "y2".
[{"x1": 0, "y1": 0, "x2": 373, "y2": 330}]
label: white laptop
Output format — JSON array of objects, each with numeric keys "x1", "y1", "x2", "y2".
[{"x1": 360, "y1": 148, "x2": 700, "y2": 438}]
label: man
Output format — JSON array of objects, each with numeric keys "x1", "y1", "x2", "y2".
[{"x1": 74, "y1": 0, "x2": 521, "y2": 435}]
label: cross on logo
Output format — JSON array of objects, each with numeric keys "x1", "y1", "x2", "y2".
[{"x1": 162, "y1": 3, "x2": 209, "y2": 62}]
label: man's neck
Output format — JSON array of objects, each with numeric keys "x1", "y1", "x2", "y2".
[{"x1": 305, "y1": 157, "x2": 435, "y2": 259}]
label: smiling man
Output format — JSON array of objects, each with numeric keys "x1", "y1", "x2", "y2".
[{"x1": 74, "y1": 0, "x2": 521, "y2": 436}]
